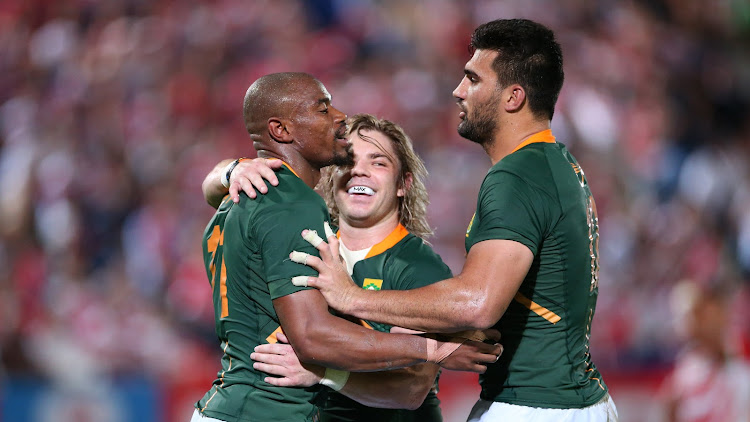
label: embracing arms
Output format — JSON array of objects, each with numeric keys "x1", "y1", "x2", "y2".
[
  {"x1": 203, "y1": 158, "x2": 532, "y2": 333},
  {"x1": 293, "y1": 232, "x2": 533, "y2": 333},
  {"x1": 202, "y1": 158, "x2": 283, "y2": 208},
  {"x1": 271, "y1": 286, "x2": 499, "y2": 372},
  {"x1": 252, "y1": 333, "x2": 441, "y2": 410}
]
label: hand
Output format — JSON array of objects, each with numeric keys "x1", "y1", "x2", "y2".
[
  {"x1": 289, "y1": 225, "x2": 361, "y2": 314},
  {"x1": 432, "y1": 329, "x2": 503, "y2": 373},
  {"x1": 229, "y1": 158, "x2": 284, "y2": 202},
  {"x1": 250, "y1": 332, "x2": 325, "y2": 387}
]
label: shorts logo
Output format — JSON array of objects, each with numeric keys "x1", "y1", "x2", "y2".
[{"x1": 363, "y1": 278, "x2": 383, "y2": 290}]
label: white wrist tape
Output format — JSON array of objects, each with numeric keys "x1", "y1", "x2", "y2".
[
  {"x1": 220, "y1": 158, "x2": 246, "y2": 188},
  {"x1": 319, "y1": 368, "x2": 349, "y2": 391}
]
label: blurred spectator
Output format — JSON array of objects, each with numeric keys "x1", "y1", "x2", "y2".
[{"x1": 661, "y1": 279, "x2": 750, "y2": 422}]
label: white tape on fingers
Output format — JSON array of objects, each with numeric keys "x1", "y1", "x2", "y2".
[
  {"x1": 324, "y1": 222, "x2": 335, "y2": 239},
  {"x1": 290, "y1": 251, "x2": 310, "y2": 265},
  {"x1": 302, "y1": 230, "x2": 324, "y2": 247},
  {"x1": 292, "y1": 276, "x2": 309, "y2": 287}
]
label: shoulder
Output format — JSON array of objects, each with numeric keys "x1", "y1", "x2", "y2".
[
  {"x1": 386, "y1": 234, "x2": 452, "y2": 279},
  {"x1": 482, "y1": 144, "x2": 565, "y2": 196},
  {"x1": 490, "y1": 145, "x2": 552, "y2": 180}
]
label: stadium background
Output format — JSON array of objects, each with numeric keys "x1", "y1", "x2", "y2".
[{"x1": 1, "y1": 0, "x2": 749, "y2": 421}]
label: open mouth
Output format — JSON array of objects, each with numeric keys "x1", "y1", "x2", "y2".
[{"x1": 347, "y1": 186, "x2": 375, "y2": 196}]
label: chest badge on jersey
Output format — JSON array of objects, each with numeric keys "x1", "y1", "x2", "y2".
[{"x1": 362, "y1": 278, "x2": 383, "y2": 290}]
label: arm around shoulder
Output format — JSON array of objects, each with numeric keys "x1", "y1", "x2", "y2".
[
  {"x1": 345, "y1": 238, "x2": 534, "y2": 331},
  {"x1": 203, "y1": 159, "x2": 233, "y2": 208}
]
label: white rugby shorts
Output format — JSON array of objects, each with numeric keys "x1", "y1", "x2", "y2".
[{"x1": 467, "y1": 394, "x2": 618, "y2": 422}]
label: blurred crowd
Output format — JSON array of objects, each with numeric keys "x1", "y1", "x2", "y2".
[{"x1": 1, "y1": 0, "x2": 749, "y2": 421}]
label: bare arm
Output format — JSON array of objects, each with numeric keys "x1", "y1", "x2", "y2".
[
  {"x1": 202, "y1": 159, "x2": 233, "y2": 208},
  {"x1": 296, "y1": 235, "x2": 534, "y2": 332},
  {"x1": 273, "y1": 288, "x2": 500, "y2": 372},
  {"x1": 202, "y1": 158, "x2": 283, "y2": 208},
  {"x1": 252, "y1": 333, "x2": 439, "y2": 410},
  {"x1": 339, "y1": 364, "x2": 438, "y2": 410}
]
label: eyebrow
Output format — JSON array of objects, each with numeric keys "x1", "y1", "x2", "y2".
[
  {"x1": 464, "y1": 68, "x2": 479, "y2": 79},
  {"x1": 367, "y1": 151, "x2": 394, "y2": 163}
]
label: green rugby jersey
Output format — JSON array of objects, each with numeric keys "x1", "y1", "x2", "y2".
[
  {"x1": 465, "y1": 130, "x2": 608, "y2": 409},
  {"x1": 320, "y1": 225, "x2": 451, "y2": 422},
  {"x1": 196, "y1": 164, "x2": 327, "y2": 422}
]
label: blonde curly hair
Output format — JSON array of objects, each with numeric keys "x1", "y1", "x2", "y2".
[{"x1": 317, "y1": 114, "x2": 433, "y2": 239}]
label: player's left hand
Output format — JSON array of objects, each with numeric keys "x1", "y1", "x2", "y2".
[
  {"x1": 289, "y1": 223, "x2": 361, "y2": 314},
  {"x1": 251, "y1": 332, "x2": 325, "y2": 387},
  {"x1": 437, "y1": 329, "x2": 503, "y2": 373}
]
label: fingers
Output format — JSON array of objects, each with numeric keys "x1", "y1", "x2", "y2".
[
  {"x1": 291, "y1": 276, "x2": 316, "y2": 287},
  {"x1": 289, "y1": 251, "x2": 323, "y2": 270},
  {"x1": 276, "y1": 332, "x2": 289, "y2": 344},
  {"x1": 302, "y1": 230, "x2": 325, "y2": 248},
  {"x1": 481, "y1": 328, "x2": 502, "y2": 343},
  {"x1": 256, "y1": 159, "x2": 280, "y2": 187},
  {"x1": 252, "y1": 361, "x2": 284, "y2": 376},
  {"x1": 265, "y1": 158, "x2": 284, "y2": 172},
  {"x1": 229, "y1": 179, "x2": 245, "y2": 201},
  {"x1": 253, "y1": 343, "x2": 293, "y2": 355},
  {"x1": 230, "y1": 158, "x2": 282, "y2": 202},
  {"x1": 467, "y1": 340, "x2": 503, "y2": 359},
  {"x1": 471, "y1": 363, "x2": 489, "y2": 374},
  {"x1": 323, "y1": 221, "x2": 335, "y2": 239},
  {"x1": 233, "y1": 176, "x2": 258, "y2": 200},
  {"x1": 263, "y1": 375, "x2": 302, "y2": 387}
]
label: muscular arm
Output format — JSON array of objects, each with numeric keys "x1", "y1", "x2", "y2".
[
  {"x1": 337, "y1": 363, "x2": 439, "y2": 410},
  {"x1": 273, "y1": 288, "x2": 433, "y2": 371},
  {"x1": 340, "y1": 239, "x2": 533, "y2": 332},
  {"x1": 202, "y1": 159, "x2": 233, "y2": 208},
  {"x1": 253, "y1": 333, "x2": 439, "y2": 409}
]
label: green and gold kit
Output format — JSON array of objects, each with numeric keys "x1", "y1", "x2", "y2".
[
  {"x1": 196, "y1": 164, "x2": 326, "y2": 422},
  {"x1": 320, "y1": 225, "x2": 452, "y2": 422},
  {"x1": 465, "y1": 130, "x2": 608, "y2": 409}
]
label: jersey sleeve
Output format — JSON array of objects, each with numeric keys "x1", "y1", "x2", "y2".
[
  {"x1": 469, "y1": 169, "x2": 549, "y2": 254},
  {"x1": 253, "y1": 201, "x2": 327, "y2": 300}
]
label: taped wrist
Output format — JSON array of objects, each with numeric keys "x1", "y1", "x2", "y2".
[
  {"x1": 424, "y1": 330, "x2": 488, "y2": 364},
  {"x1": 318, "y1": 368, "x2": 350, "y2": 391},
  {"x1": 220, "y1": 158, "x2": 247, "y2": 188}
]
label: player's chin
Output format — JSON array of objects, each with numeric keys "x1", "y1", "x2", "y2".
[{"x1": 331, "y1": 148, "x2": 354, "y2": 167}]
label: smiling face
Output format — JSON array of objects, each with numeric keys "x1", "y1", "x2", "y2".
[
  {"x1": 332, "y1": 129, "x2": 405, "y2": 229},
  {"x1": 452, "y1": 49, "x2": 503, "y2": 145}
]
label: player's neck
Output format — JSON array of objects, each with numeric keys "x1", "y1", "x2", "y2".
[
  {"x1": 338, "y1": 212, "x2": 401, "y2": 251},
  {"x1": 485, "y1": 118, "x2": 550, "y2": 165},
  {"x1": 258, "y1": 151, "x2": 321, "y2": 189}
]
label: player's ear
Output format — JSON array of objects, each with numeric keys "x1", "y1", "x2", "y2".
[
  {"x1": 268, "y1": 118, "x2": 294, "y2": 144},
  {"x1": 397, "y1": 172, "x2": 413, "y2": 198},
  {"x1": 504, "y1": 84, "x2": 526, "y2": 112}
]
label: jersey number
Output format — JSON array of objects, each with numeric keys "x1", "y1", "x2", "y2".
[{"x1": 207, "y1": 225, "x2": 229, "y2": 318}]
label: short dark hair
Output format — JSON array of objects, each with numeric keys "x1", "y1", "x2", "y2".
[{"x1": 470, "y1": 19, "x2": 564, "y2": 120}]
